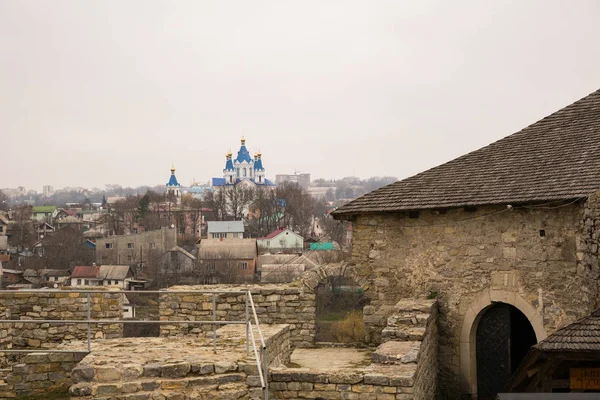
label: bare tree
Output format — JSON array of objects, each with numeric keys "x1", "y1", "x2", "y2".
[
  {"x1": 0, "y1": 190, "x2": 8, "y2": 211},
  {"x1": 42, "y1": 226, "x2": 94, "y2": 269},
  {"x1": 9, "y1": 204, "x2": 35, "y2": 252}
]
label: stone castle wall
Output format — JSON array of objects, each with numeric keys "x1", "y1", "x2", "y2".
[
  {"x1": 159, "y1": 284, "x2": 316, "y2": 348},
  {"x1": 0, "y1": 288, "x2": 124, "y2": 353},
  {"x1": 0, "y1": 351, "x2": 88, "y2": 398},
  {"x1": 348, "y1": 201, "x2": 598, "y2": 398}
]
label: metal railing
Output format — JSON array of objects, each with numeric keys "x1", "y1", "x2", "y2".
[{"x1": 0, "y1": 288, "x2": 269, "y2": 398}]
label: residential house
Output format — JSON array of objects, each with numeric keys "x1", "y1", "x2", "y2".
[
  {"x1": 70, "y1": 264, "x2": 135, "y2": 289},
  {"x1": 1, "y1": 268, "x2": 24, "y2": 287},
  {"x1": 332, "y1": 87, "x2": 600, "y2": 398},
  {"x1": 157, "y1": 246, "x2": 197, "y2": 277},
  {"x1": 55, "y1": 215, "x2": 86, "y2": 230},
  {"x1": 36, "y1": 221, "x2": 55, "y2": 241},
  {"x1": 207, "y1": 221, "x2": 244, "y2": 239},
  {"x1": 97, "y1": 265, "x2": 135, "y2": 289},
  {"x1": 197, "y1": 238, "x2": 257, "y2": 283},
  {"x1": 70, "y1": 265, "x2": 101, "y2": 287},
  {"x1": 40, "y1": 269, "x2": 71, "y2": 286},
  {"x1": 95, "y1": 227, "x2": 177, "y2": 265},
  {"x1": 31, "y1": 206, "x2": 58, "y2": 221},
  {"x1": 257, "y1": 253, "x2": 319, "y2": 283},
  {"x1": 256, "y1": 228, "x2": 304, "y2": 254}
]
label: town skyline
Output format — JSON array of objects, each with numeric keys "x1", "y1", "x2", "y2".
[{"x1": 2, "y1": 1, "x2": 600, "y2": 189}]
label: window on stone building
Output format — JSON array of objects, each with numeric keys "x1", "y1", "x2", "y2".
[
  {"x1": 238, "y1": 262, "x2": 248, "y2": 270},
  {"x1": 127, "y1": 243, "x2": 134, "y2": 249},
  {"x1": 105, "y1": 243, "x2": 113, "y2": 249}
]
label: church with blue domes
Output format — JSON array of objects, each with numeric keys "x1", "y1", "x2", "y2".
[{"x1": 212, "y1": 137, "x2": 275, "y2": 188}]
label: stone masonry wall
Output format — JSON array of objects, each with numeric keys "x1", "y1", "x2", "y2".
[
  {"x1": 0, "y1": 351, "x2": 87, "y2": 398},
  {"x1": 349, "y1": 202, "x2": 598, "y2": 399},
  {"x1": 0, "y1": 288, "x2": 124, "y2": 352},
  {"x1": 160, "y1": 284, "x2": 316, "y2": 348},
  {"x1": 412, "y1": 301, "x2": 438, "y2": 400}
]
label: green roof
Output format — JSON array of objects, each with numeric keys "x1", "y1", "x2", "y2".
[
  {"x1": 310, "y1": 242, "x2": 334, "y2": 251},
  {"x1": 32, "y1": 206, "x2": 57, "y2": 213}
]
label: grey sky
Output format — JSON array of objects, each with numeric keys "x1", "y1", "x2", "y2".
[{"x1": 2, "y1": 1, "x2": 600, "y2": 191}]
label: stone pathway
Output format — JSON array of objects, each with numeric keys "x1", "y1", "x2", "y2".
[{"x1": 289, "y1": 347, "x2": 372, "y2": 370}]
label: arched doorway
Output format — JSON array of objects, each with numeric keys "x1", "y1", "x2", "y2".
[{"x1": 476, "y1": 303, "x2": 537, "y2": 399}]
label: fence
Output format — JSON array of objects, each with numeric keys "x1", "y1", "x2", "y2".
[{"x1": 0, "y1": 288, "x2": 269, "y2": 398}]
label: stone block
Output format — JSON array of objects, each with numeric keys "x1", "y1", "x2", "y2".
[
  {"x1": 143, "y1": 363, "x2": 161, "y2": 377},
  {"x1": 161, "y1": 362, "x2": 190, "y2": 378},
  {"x1": 214, "y1": 361, "x2": 236, "y2": 373},
  {"x1": 95, "y1": 366, "x2": 121, "y2": 382},
  {"x1": 95, "y1": 383, "x2": 119, "y2": 396},
  {"x1": 23, "y1": 353, "x2": 49, "y2": 364}
]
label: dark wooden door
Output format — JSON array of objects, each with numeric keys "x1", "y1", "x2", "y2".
[{"x1": 477, "y1": 304, "x2": 512, "y2": 400}]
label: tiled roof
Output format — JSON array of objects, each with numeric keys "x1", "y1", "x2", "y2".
[
  {"x1": 212, "y1": 177, "x2": 226, "y2": 186},
  {"x1": 98, "y1": 265, "x2": 132, "y2": 281},
  {"x1": 535, "y1": 310, "x2": 600, "y2": 352},
  {"x1": 71, "y1": 265, "x2": 100, "y2": 278},
  {"x1": 333, "y1": 88, "x2": 600, "y2": 216},
  {"x1": 259, "y1": 228, "x2": 286, "y2": 240},
  {"x1": 198, "y1": 238, "x2": 257, "y2": 260}
]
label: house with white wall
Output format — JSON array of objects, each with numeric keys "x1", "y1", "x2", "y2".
[
  {"x1": 257, "y1": 228, "x2": 304, "y2": 254},
  {"x1": 207, "y1": 221, "x2": 244, "y2": 239}
]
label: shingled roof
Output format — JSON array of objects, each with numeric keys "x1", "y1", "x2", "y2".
[
  {"x1": 534, "y1": 310, "x2": 600, "y2": 352},
  {"x1": 333, "y1": 88, "x2": 600, "y2": 217}
]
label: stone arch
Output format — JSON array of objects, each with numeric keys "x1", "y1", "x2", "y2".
[
  {"x1": 298, "y1": 262, "x2": 369, "y2": 294},
  {"x1": 459, "y1": 289, "x2": 546, "y2": 397}
]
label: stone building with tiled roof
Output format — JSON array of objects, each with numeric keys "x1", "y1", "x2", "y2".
[{"x1": 332, "y1": 88, "x2": 600, "y2": 399}]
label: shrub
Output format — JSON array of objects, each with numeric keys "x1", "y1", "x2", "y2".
[{"x1": 332, "y1": 310, "x2": 365, "y2": 343}]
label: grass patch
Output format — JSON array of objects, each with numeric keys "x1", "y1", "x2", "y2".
[{"x1": 331, "y1": 310, "x2": 365, "y2": 343}]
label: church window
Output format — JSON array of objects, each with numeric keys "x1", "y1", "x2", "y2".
[{"x1": 243, "y1": 168, "x2": 247, "y2": 177}]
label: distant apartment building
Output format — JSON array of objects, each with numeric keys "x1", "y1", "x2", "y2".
[
  {"x1": 307, "y1": 186, "x2": 336, "y2": 199},
  {"x1": 275, "y1": 173, "x2": 310, "y2": 190},
  {"x1": 42, "y1": 185, "x2": 54, "y2": 197},
  {"x1": 207, "y1": 221, "x2": 244, "y2": 239},
  {"x1": 95, "y1": 227, "x2": 177, "y2": 265},
  {"x1": 1, "y1": 187, "x2": 26, "y2": 197}
]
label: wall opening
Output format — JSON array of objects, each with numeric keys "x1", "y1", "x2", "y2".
[
  {"x1": 476, "y1": 303, "x2": 537, "y2": 400},
  {"x1": 315, "y1": 274, "x2": 369, "y2": 344}
]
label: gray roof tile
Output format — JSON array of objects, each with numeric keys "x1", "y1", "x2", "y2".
[{"x1": 333, "y1": 88, "x2": 600, "y2": 216}]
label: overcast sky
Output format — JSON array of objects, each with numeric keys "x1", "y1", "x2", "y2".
[{"x1": 1, "y1": 1, "x2": 600, "y2": 191}]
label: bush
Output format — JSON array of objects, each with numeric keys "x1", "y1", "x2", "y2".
[{"x1": 331, "y1": 310, "x2": 365, "y2": 343}]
